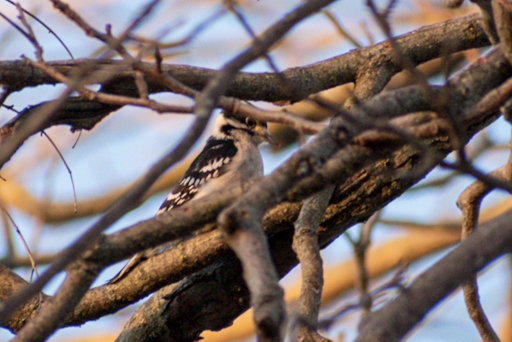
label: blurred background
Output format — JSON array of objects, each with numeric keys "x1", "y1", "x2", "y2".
[{"x1": 1, "y1": 0, "x2": 510, "y2": 341}]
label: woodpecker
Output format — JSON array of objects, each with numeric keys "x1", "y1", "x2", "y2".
[{"x1": 109, "y1": 111, "x2": 274, "y2": 283}]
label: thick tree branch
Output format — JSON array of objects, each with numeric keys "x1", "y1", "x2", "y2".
[
  {"x1": 0, "y1": 265, "x2": 46, "y2": 334},
  {"x1": 11, "y1": 261, "x2": 99, "y2": 342},
  {"x1": 0, "y1": 14, "x2": 486, "y2": 100},
  {"x1": 0, "y1": 13, "x2": 488, "y2": 144}
]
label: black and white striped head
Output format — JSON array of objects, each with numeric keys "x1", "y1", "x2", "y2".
[{"x1": 212, "y1": 111, "x2": 275, "y2": 145}]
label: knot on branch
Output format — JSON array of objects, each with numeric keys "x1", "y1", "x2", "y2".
[
  {"x1": 327, "y1": 123, "x2": 353, "y2": 146},
  {"x1": 218, "y1": 208, "x2": 246, "y2": 236},
  {"x1": 253, "y1": 290, "x2": 286, "y2": 340}
]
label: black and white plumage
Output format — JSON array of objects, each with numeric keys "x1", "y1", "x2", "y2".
[
  {"x1": 156, "y1": 138, "x2": 237, "y2": 214},
  {"x1": 109, "y1": 111, "x2": 273, "y2": 283}
]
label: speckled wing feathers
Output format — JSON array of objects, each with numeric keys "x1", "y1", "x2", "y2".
[{"x1": 156, "y1": 138, "x2": 237, "y2": 214}]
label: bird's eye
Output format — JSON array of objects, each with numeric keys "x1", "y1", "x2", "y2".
[{"x1": 245, "y1": 117, "x2": 256, "y2": 128}]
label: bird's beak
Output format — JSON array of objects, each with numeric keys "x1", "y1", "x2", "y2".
[{"x1": 255, "y1": 125, "x2": 280, "y2": 147}]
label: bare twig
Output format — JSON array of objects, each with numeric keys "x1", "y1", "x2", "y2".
[
  {"x1": 0, "y1": 207, "x2": 40, "y2": 280},
  {"x1": 0, "y1": 13, "x2": 488, "y2": 102},
  {"x1": 50, "y1": 0, "x2": 159, "y2": 58},
  {"x1": 0, "y1": 85, "x2": 75, "y2": 169},
  {"x1": 441, "y1": 158, "x2": 512, "y2": 194},
  {"x1": 464, "y1": 73, "x2": 512, "y2": 125},
  {"x1": 41, "y1": 131, "x2": 77, "y2": 213},
  {"x1": 134, "y1": 71, "x2": 148, "y2": 100},
  {"x1": 411, "y1": 131, "x2": 495, "y2": 192},
  {"x1": 366, "y1": 0, "x2": 430, "y2": 92},
  {"x1": 453, "y1": 139, "x2": 512, "y2": 342},
  {"x1": 320, "y1": 265, "x2": 407, "y2": 329},
  {"x1": 0, "y1": 86, "x2": 12, "y2": 108},
  {"x1": 0, "y1": 11, "x2": 32, "y2": 43},
  {"x1": 1, "y1": 206, "x2": 15, "y2": 258},
  {"x1": 322, "y1": 10, "x2": 363, "y2": 48},
  {"x1": 0, "y1": 13, "x2": 489, "y2": 150},
  {"x1": 11, "y1": 261, "x2": 98, "y2": 342},
  {"x1": 1, "y1": 254, "x2": 57, "y2": 268},
  {"x1": 5, "y1": 0, "x2": 74, "y2": 59},
  {"x1": 353, "y1": 211, "x2": 381, "y2": 315},
  {"x1": 367, "y1": 0, "x2": 469, "y2": 159},
  {"x1": 236, "y1": 103, "x2": 326, "y2": 135},
  {"x1": 15, "y1": 2, "x2": 43, "y2": 61},
  {"x1": 0, "y1": 7, "x2": 504, "y2": 342},
  {"x1": 225, "y1": 1, "x2": 290, "y2": 92},
  {"x1": 24, "y1": 58, "x2": 193, "y2": 114},
  {"x1": 71, "y1": 129, "x2": 82, "y2": 149},
  {"x1": 127, "y1": 6, "x2": 227, "y2": 51},
  {"x1": 367, "y1": 0, "x2": 467, "y2": 156}
]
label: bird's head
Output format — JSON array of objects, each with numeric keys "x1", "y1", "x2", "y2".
[{"x1": 212, "y1": 111, "x2": 277, "y2": 146}]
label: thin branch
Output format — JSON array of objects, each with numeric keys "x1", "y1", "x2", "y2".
[
  {"x1": 411, "y1": 131, "x2": 495, "y2": 192},
  {"x1": 0, "y1": 14, "x2": 489, "y2": 101},
  {"x1": 15, "y1": 2, "x2": 43, "y2": 61},
  {"x1": 11, "y1": 262, "x2": 97, "y2": 342},
  {"x1": 1, "y1": 49, "x2": 508, "y2": 335},
  {"x1": 0, "y1": 86, "x2": 12, "y2": 108},
  {"x1": 0, "y1": 207, "x2": 40, "y2": 280},
  {"x1": 366, "y1": 0, "x2": 467, "y2": 154},
  {"x1": 0, "y1": 13, "x2": 489, "y2": 150},
  {"x1": 441, "y1": 158, "x2": 512, "y2": 194},
  {"x1": 0, "y1": 11, "x2": 31, "y2": 42},
  {"x1": 41, "y1": 131, "x2": 77, "y2": 213},
  {"x1": 71, "y1": 129, "x2": 82, "y2": 149},
  {"x1": 126, "y1": 6, "x2": 227, "y2": 51},
  {"x1": 225, "y1": 0, "x2": 292, "y2": 95},
  {"x1": 454, "y1": 139, "x2": 512, "y2": 342},
  {"x1": 1, "y1": 207, "x2": 15, "y2": 258},
  {"x1": 353, "y1": 211, "x2": 381, "y2": 315},
  {"x1": 320, "y1": 265, "x2": 407, "y2": 329},
  {"x1": 291, "y1": 185, "x2": 334, "y2": 342},
  {"x1": 322, "y1": 10, "x2": 363, "y2": 48},
  {"x1": 4, "y1": 0, "x2": 74, "y2": 59},
  {"x1": 25, "y1": 58, "x2": 193, "y2": 113},
  {"x1": 133, "y1": 71, "x2": 148, "y2": 100},
  {"x1": 0, "y1": 85, "x2": 75, "y2": 169},
  {"x1": 464, "y1": 72, "x2": 512, "y2": 124}
]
